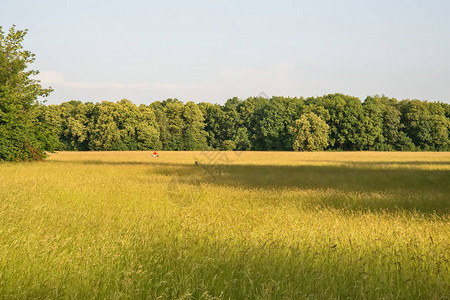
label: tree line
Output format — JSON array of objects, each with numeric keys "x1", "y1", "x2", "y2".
[{"x1": 36, "y1": 95, "x2": 450, "y2": 153}]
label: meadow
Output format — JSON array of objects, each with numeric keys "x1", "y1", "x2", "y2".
[{"x1": 0, "y1": 151, "x2": 449, "y2": 299}]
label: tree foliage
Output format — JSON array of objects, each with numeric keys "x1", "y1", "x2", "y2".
[
  {"x1": 290, "y1": 113, "x2": 329, "y2": 151},
  {"x1": 31, "y1": 94, "x2": 450, "y2": 153},
  {"x1": 0, "y1": 26, "x2": 54, "y2": 161}
]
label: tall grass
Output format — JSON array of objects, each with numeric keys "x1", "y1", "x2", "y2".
[{"x1": 0, "y1": 151, "x2": 449, "y2": 299}]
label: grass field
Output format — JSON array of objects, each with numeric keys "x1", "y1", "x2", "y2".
[{"x1": 0, "y1": 151, "x2": 449, "y2": 299}]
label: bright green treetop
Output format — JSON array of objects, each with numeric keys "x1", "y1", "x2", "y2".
[{"x1": 290, "y1": 112, "x2": 329, "y2": 151}]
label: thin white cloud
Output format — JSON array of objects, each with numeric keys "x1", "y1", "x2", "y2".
[
  {"x1": 36, "y1": 71, "x2": 206, "y2": 91},
  {"x1": 36, "y1": 64, "x2": 298, "y2": 100},
  {"x1": 35, "y1": 64, "x2": 310, "y2": 104}
]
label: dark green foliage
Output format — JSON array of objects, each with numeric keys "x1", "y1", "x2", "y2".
[
  {"x1": 0, "y1": 26, "x2": 55, "y2": 162},
  {"x1": 234, "y1": 128, "x2": 252, "y2": 151},
  {"x1": 249, "y1": 97, "x2": 304, "y2": 151},
  {"x1": 317, "y1": 94, "x2": 368, "y2": 150},
  {"x1": 182, "y1": 101, "x2": 208, "y2": 150},
  {"x1": 399, "y1": 100, "x2": 449, "y2": 151}
]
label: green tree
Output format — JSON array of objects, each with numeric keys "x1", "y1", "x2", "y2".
[
  {"x1": 234, "y1": 127, "x2": 252, "y2": 150},
  {"x1": 250, "y1": 97, "x2": 304, "y2": 151},
  {"x1": 382, "y1": 105, "x2": 415, "y2": 151},
  {"x1": 58, "y1": 101, "x2": 93, "y2": 150},
  {"x1": 0, "y1": 26, "x2": 54, "y2": 161},
  {"x1": 242, "y1": 96, "x2": 270, "y2": 150},
  {"x1": 200, "y1": 103, "x2": 226, "y2": 148},
  {"x1": 182, "y1": 101, "x2": 208, "y2": 150},
  {"x1": 398, "y1": 100, "x2": 449, "y2": 150},
  {"x1": 136, "y1": 104, "x2": 161, "y2": 150},
  {"x1": 317, "y1": 94, "x2": 367, "y2": 150},
  {"x1": 362, "y1": 96, "x2": 385, "y2": 150},
  {"x1": 289, "y1": 112, "x2": 329, "y2": 151},
  {"x1": 162, "y1": 99, "x2": 185, "y2": 150},
  {"x1": 222, "y1": 97, "x2": 243, "y2": 142},
  {"x1": 88, "y1": 101, "x2": 122, "y2": 150},
  {"x1": 84, "y1": 100, "x2": 161, "y2": 151},
  {"x1": 150, "y1": 101, "x2": 171, "y2": 150},
  {"x1": 220, "y1": 140, "x2": 236, "y2": 151},
  {"x1": 35, "y1": 104, "x2": 64, "y2": 150}
]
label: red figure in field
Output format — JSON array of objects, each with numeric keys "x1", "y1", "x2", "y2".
[{"x1": 152, "y1": 150, "x2": 159, "y2": 158}]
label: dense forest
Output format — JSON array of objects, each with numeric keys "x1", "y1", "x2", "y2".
[{"x1": 36, "y1": 94, "x2": 450, "y2": 152}]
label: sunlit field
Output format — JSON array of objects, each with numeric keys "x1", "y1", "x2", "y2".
[{"x1": 0, "y1": 151, "x2": 449, "y2": 299}]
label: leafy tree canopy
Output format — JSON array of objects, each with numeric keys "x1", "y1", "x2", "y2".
[
  {"x1": 0, "y1": 26, "x2": 54, "y2": 161},
  {"x1": 290, "y1": 112, "x2": 329, "y2": 151}
]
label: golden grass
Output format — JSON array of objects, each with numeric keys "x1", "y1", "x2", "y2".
[{"x1": 0, "y1": 151, "x2": 449, "y2": 299}]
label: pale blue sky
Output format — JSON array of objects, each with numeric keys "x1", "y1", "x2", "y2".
[{"x1": 2, "y1": 0, "x2": 450, "y2": 104}]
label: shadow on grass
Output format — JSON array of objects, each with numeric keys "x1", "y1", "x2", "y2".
[
  {"x1": 315, "y1": 160, "x2": 450, "y2": 166},
  {"x1": 47, "y1": 159, "x2": 450, "y2": 214},
  {"x1": 156, "y1": 163, "x2": 449, "y2": 214}
]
